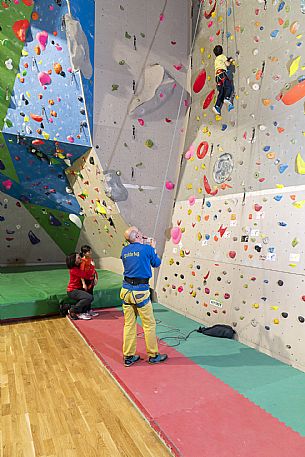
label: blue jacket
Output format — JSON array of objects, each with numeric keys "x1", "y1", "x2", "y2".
[{"x1": 121, "y1": 242, "x2": 161, "y2": 291}]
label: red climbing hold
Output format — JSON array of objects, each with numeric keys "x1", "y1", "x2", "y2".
[
  {"x1": 12, "y1": 19, "x2": 30, "y2": 42},
  {"x1": 193, "y1": 69, "x2": 207, "y2": 93},
  {"x1": 30, "y1": 113, "x2": 43, "y2": 122},
  {"x1": 32, "y1": 139, "x2": 44, "y2": 145},
  {"x1": 204, "y1": 0, "x2": 217, "y2": 19},
  {"x1": 197, "y1": 141, "x2": 209, "y2": 159},
  {"x1": 203, "y1": 89, "x2": 215, "y2": 109},
  {"x1": 228, "y1": 251, "x2": 236, "y2": 259},
  {"x1": 22, "y1": 0, "x2": 34, "y2": 5},
  {"x1": 203, "y1": 175, "x2": 218, "y2": 196}
]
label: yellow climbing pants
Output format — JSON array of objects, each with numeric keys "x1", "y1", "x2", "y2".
[{"x1": 120, "y1": 288, "x2": 159, "y2": 357}]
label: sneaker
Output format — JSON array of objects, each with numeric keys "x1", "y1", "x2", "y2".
[
  {"x1": 68, "y1": 310, "x2": 79, "y2": 320},
  {"x1": 224, "y1": 98, "x2": 231, "y2": 105},
  {"x1": 124, "y1": 355, "x2": 141, "y2": 367},
  {"x1": 212, "y1": 106, "x2": 221, "y2": 115},
  {"x1": 148, "y1": 353, "x2": 168, "y2": 364},
  {"x1": 88, "y1": 310, "x2": 99, "y2": 317},
  {"x1": 228, "y1": 103, "x2": 234, "y2": 112},
  {"x1": 78, "y1": 313, "x2": 92, "y2": 320}
]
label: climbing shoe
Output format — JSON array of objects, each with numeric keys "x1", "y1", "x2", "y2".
[
  {"x1": 212, "y1": 106, "x2": 221, "y2": 115},
  {"x1": 124, "y1": 355, "x2": 141, "y2": 367},
  {"x1": 148, "y1": 353, "x2": 168, "y2": 364}
]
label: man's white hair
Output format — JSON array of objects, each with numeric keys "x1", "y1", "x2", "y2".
[{"x1": 128, "y1": 230, "x2": 138, "y2": 243}]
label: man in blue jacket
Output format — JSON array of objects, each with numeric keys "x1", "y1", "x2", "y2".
[{"x1": 120, "y1": 226, "x2": 168, "y2": 367}]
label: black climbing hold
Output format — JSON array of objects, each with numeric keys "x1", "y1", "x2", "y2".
[
  {"x1": 281, "y1": 312, "x2": 288, "y2": 318},
  {"x1": 278, "y1": 280, "x2": 284, "y2": 286},
  {"x1": 89, "y1": 157, "x2": 95, "y2": 165},
  {"x1": 207, "y1": 312, "x2": 211, "y2": 316},
  {"x1": 164, "y1": 276, "x2": 168, "y2": 280},
  {"x1": 265, "y1": 326, "x2": 270, "y2": 330},
  {"x1": 0, "y1": 160, "x2": 5, "y2": 170},
  {"x1": 254, "y1": 245, "x2": 262, "y2": 252},
  {"x1": 80, "y1": 108, "x2": 86, "y2": 115},
  {"x1": 196, "y1": 265, "x2": 200, "y2": 269},
  {"x1": 298, "y1": 316, "x2": 305, "y2": 323},
  {"x1": 180, "y1": 274, "x2": 184, "y2": 279},
  {"x1": 217, "y1": 276, "x2": 221, "y2": 281},
  {"x1": 78, "y1": 96, "x2": 84, "y2": 102}
]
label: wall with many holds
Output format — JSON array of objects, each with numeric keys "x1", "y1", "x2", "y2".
[
  {"x1": 93, "y1": 0, "x2": 191, "y2": 251},
  {"x1": 0, "y1": 0, "x2": 114, "y2": 266},
  {"x1": 157, "y1": 0, "x2": 305, "y2": 370}
]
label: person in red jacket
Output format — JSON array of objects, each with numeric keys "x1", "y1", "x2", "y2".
[{"x1": 66, "y1": 252, "x2": 96, "y2": 320}]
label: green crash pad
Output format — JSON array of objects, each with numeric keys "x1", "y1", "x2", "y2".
[{"x1": 0, "y1": 267, "x2": 122, "y2": 320}]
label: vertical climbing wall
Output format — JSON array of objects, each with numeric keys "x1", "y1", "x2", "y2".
[
  {"x1": 157, "y1": 0, "x2": 305, "y2": 371},
  {"x1": 93, "y1": 0, "x2": 191, "y2": 249}
]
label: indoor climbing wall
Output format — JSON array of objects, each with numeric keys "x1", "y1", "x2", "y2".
[
  {"x1": 0, "y1": 0, "x2": 109, "y2": 266},
  {"x1": 157, "y1": 0, "x2": 305, "y2": 370},
  {"x1": 93, "y1": 0, "x2": 190, "y2": 248}
]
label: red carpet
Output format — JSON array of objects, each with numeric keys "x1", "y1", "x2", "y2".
[{"x1": 72, "y1": 308, "x2": 305, "y2": 457}]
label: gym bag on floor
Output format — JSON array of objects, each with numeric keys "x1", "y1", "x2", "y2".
[{"x1": 197, "y1": 324, "x2": 236, "y2": 339}]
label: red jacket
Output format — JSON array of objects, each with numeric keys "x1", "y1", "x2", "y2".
[{"x1": 67, "y1": 267, "x2": 92, "y2": 292}]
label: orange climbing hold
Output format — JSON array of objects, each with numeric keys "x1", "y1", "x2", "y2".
[
  {"x1": 12, "y1": 19, "x2": 30, "y2": 42},
  {"x1": 203, "y1": 175, "x2": 218, "y2": 196},
  {"x1": 30, "y1": 113, "x2": 43, "y2": 122},
  {"x1": 53, "y1": 63, "x2": 62, "y2": 74},
  {"x1": 280, "y1": 79, "x2": 305, "y2": 105},
  {"x1": 32, "y1": 12, "x2": 39, "y2": 20}
]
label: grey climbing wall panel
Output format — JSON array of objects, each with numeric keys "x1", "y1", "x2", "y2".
[
  {"x1": 93, "y1": 0, "x2": 191, "y2": 247},
  {"x1": 157, "y1": 0, "x2": 305, "y2": 371}
]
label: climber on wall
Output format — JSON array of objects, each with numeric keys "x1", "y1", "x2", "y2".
[
  {"x1": 212, "y1": 45, "x2": 234, "y2": 115},
  {"x1": 120, "y1": 226, "x2": 168, "y2": 367}
]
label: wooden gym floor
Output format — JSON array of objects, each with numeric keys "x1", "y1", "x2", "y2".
[{"x1": 0, "y1": 317, "x2": 171, "y2": 457}]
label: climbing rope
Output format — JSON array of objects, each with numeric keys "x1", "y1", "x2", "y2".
[{"x1": 152, "y1": 0, "x2": 204, "y2": 239}]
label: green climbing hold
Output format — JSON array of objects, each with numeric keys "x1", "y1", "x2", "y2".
[
  {"x1": 145, "y1": 139, "x2": 154, "y2": 148},
  {"x1": 140, "y1": 32, "x2": 145, "y2": 38},
  {"x1": 119, "y1": 60, "x2": 125, "y2": 65},
  {"x1": 292, "y1": 237, "x2": 299, "y2": 247},
  {"x1": 125, "y1": 32, "x2": 131, "y2": 39},
  {"x1": 4, "y1": 118, "x2": 13, "y2": 128},
  {"x1": 112, "y1": 84, "x2": 119, "y2": 91}
]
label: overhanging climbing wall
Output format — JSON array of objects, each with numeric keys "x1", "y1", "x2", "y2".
[
  {"x1": 93, "y1": 0, "x2": 191, "y2": 249},
  {"x1": 0, "y1": 0, "x2": 128, "y2": 267},
  {"x1": 157, "y1": 0, "x2": 305, "y2": 371}
]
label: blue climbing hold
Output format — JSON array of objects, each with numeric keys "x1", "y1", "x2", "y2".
[
  {"x1": 274, "y1": 195, "x2": 283, "y2": 201},
  {"x1": 278, "y1": 221, "x2": 287, "y2": 227},
  {"x1": 227, "y1": 7, "x2": 232, "y2": 16},
  {"x1": 278, "y1": 1, "x2": 285, "y2": 12},
  {"x1": 270, "y1": 30, "x2": 279, "y2": 38},
  {"x1": 279, "y1": 164, "x2": 288, "y2": 174},
  {"x1": 263, "y1": 146, "x2": 270, "y2": 152},
  {"x1": 221, "y1": 124, "x2": 228, "y2": 131}
]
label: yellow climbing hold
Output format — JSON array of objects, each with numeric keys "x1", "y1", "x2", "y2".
[
  {"x1": 273, "y1": 319, "x2": 279, "y2": 325},
  {"x1": 95, "y1": 201, "x2": 107, "y2": 215},
  {"x1": 201, "y1": 164, "x2": 206, "y2": 169},
  {"x1": 180, "y1": 250, "x2": 185, "y2": 258},
  {"x1": 187, "y1": 184, "x2": 193, "y2": 190},
  {"x1": 200, "y1": 47, "x2": 205, "y2": 54},
  {"x1": 187, "y1": 209, "x2": 192, "y2": 215},
  {"x1": 215, "y1": 115, "x2": 222, "y2": 121},
  {"x1": 26, "y1": 91, "x2": 31, "y2": 98},
  {"x1": 252, "y1": 303, "x2": 260, "y2": 309},
  {"x1": 266, "y1": 152, "x2": 276, "y2": 159},
  {"x1": 197, "y1": 232, "x2": 202, "y2": 241},
  {"x1": 197, "y1": 215, "x2": 201, "y2": 222},
  {"x1": 198, "y1": 187, "x2": 203, "y2": 194},
  {"x1": 42, "y1": 131, "x2": 50, "y2": 140},
  {"x1": 169, "y1": 258, "x2": 174, "y2": 265},
  {"x1": 218, "y1": 16, "x2": 223, "y2": 22},
  {"x1": 271, "y1": 306, "x2": 279, "y2": 311},
  {"x1": 24, "y1": 116, "x2": 29, "y2": 122},
  {"x1": 276, "y1": 184, "x2": 284, "y2": 188},
  {"x1": 289, "y1": 56, "x2": 301, "y2": 77},
  {"x1": 293, "y1": 200, "x2": 305, "y2": 208},
  {"x1": 296, "y1": 152, "x2": 305, "y2": 174},
  {"x1": 22, "y1": 50, "x2": 29, "y2": 56}
]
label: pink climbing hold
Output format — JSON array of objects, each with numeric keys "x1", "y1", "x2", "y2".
[
  {"x1": 36, "y1": 31, "x2": 48, "y2": 51},
  {"x1": 38, "y1": 72, "x2": 51, "y2": 86},
  {"x1": 171, "y1": 227, "x2": 182, "y2": 245},
  {"x1": 254, "y1": 203, "x2": 262, "y2": 211},
  {"x1": 166, "y1": 180, "x2": 175, "y2": 190},
  {"x1": 67, "y1": 136, "x2": 75, "y2": 143},
  {"x1": 178, "y1": 286, "x2": 184, "y2": 293},
  {"x1": 193, "y1": 69, "x2": 207, "y2": 94},
  {"x1": 188, "y1": 195, "x2": 196, "y2": 206},
  {"x1": 2, "y1": 180, "x2": 12, "y2": 190},
  {"x1": 203, "y1": 89, "x2": 215, "y2": 109},
  {"x1": 185, "y1": 144, "x2": 195, "y2": 160},
  {"x1": 138, "y1": 118, "x2": 144, "y2": 126}
]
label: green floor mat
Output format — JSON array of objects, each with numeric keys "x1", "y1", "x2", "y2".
[
  {"x1": 153, "y1": 303, "x2": 305, "y2": 436},
  {"x1": 0, "y1": 268, "x2": 122, "y2": 320}
]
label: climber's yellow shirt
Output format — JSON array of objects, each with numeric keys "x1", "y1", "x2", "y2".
[{"x1": 214, "y1": 54, "x2": 228, "y2": 75}]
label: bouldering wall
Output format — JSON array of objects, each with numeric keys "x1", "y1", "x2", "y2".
[
  {"x1": 93, "y1": 0, "x2": 191, "y2": 250},
  {"x1": 0, "y1": 0, "x2": 126, "y2": 267},
  {"x1": 157, "y1": 0, "x2": 305, "y2": 370}
]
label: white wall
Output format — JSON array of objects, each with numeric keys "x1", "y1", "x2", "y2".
[{"x1": 157, "y1": 0, "x2": 305, "y2": 371}]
